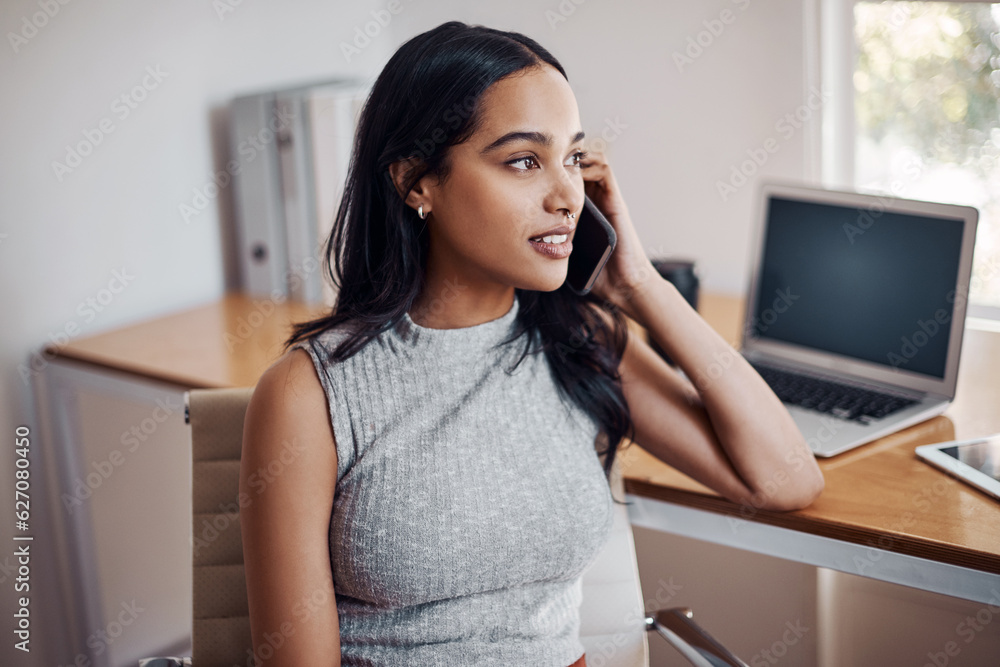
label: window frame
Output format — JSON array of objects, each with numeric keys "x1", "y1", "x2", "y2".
[{"x1": 816, "y1": 0, "x2": 1000, "y2": 321}]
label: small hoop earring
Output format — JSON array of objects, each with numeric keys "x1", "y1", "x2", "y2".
[{"x1": 418, "y1": 204, "x2": 426, "y2": 220}]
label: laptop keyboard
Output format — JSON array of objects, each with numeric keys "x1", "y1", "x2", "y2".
[{"x1": 751, "y1": 364, "x2": 918, "y2": 424}]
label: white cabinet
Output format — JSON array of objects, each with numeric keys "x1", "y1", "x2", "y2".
[{"x1": 34, "y1": 358, "x2": 192, "y2": 667}]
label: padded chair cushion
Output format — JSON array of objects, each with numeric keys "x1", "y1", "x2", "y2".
[
  {"x1": 188, "y1": 387, "x2": 255, "y2": 667},
  {"x1": 579, "y1": 459, "x2": 650, "y2": 667}
]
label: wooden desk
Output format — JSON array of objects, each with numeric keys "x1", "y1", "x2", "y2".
[
  {"x1": 49, "y1": 293, "x2": 329, "y2": 388},
  {"x1": 621, "y1": 294, "x2": 1000, "y2": 605},
  {"x1": 50, "y1": 291, "x2": 1000, "y2": 605}
]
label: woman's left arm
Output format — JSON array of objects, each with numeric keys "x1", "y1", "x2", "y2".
[{"x1": 580, "y1": 151, "x2": 824, "y2": 511}]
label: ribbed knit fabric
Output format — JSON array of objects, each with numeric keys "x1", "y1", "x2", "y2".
[{"x1": 292, "y1": 293, "x2": 614, "y2": 667}]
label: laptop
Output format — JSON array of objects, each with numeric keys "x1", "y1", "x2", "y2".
[{"x1": 741, "y1": 182, "x2": 979, "y2": 457}]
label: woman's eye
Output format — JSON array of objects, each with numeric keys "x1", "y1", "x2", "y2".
[
  {"x1": 507, "y1": 151, "x2": 588, "y2": 171},
  {"x1": 507, "y1": 155, "x2": 539, "y2": 171},
  {"x1": 566, "y1": 150, "x2": 589, "y2": 168}
]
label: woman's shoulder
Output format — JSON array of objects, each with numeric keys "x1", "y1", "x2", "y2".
[{"x1": 252, "y1": 346, "x2": 332, "y2": 430}]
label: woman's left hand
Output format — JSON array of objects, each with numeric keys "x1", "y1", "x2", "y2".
[{"x1": 577, "y1": 149, "x2": 660, "y2": 321}]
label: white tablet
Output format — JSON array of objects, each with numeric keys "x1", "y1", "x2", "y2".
[{"x1": 915, "y1": 434, "x2": 1000, "y2": 502}]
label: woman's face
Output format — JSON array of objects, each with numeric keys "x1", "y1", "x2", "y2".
[{"x1": 420, "y1": 64, "x2": 587, "y2": 293}]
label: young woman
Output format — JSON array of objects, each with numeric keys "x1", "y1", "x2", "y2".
[{"x1": 239, "y1": 21, "x2": 824, "y2": 667}]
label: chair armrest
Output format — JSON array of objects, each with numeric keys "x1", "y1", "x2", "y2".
[
  {"x1": 137, "y1": 657, "x2": 192, "y2": 667},
  {"x1": 645, "y1": 607, "x2": 749, "y2": 667}
]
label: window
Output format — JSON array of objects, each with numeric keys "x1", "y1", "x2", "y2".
[{"x1": 853, "y1": 1, "x2": 1000, "y2": 315}]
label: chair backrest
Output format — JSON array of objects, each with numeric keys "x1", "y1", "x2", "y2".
[
  {"x1": 189, "y1": 387, "x2": 255, "y2": 667},
  {"x1": 579, "y1": 460, "x2": 650, "y2": 667},
  {"x1": 187, "y1": 387, "x2": 649, "y2": 667}
]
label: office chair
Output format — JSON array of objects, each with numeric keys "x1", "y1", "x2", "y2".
[{"x1": 138, "y1": 387, "x2": 747, "y2": 667}]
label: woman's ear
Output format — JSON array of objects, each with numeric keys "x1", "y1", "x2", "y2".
[{"x1": 388, "y1": 157, "x2": 435, "y2": 213}]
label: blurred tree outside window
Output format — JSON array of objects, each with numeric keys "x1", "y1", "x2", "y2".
[{"x1": 855, "y1": 1, "x2": 1000, "y2": 312}]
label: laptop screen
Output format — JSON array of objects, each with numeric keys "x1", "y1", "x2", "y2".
[{"x1": 750, "y1": 196, "x2": 966, "y2": 379}]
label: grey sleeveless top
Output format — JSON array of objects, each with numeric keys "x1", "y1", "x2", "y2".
[{"x1": 293, "y1": 294, "x2": 615, "y2": 666}]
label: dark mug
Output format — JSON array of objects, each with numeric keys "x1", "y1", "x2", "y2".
[{"x1": 649, "y1": 259, "x2": 699, "y2": 365}]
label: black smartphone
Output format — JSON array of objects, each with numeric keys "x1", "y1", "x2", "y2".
[{"x1": 565, "y1": 195, "x2": 617, "y2": 295}]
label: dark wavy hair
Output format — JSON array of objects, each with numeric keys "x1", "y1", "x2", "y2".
[{"x1": 284, "y1": 21, "x2": 634, "y2": 493}]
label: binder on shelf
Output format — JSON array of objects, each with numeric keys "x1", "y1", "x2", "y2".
[{"x1": 229, "y1": 77, "x2": 368, "y2": 305}]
